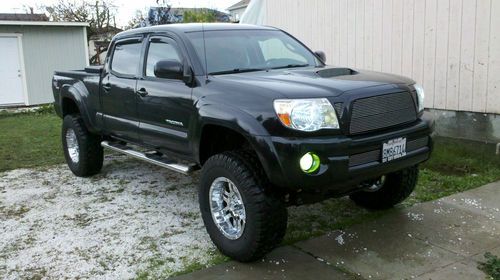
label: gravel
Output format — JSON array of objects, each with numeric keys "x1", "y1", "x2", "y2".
[{"x1": 0, "y1": 155, "x2": 216, "y2": 279}]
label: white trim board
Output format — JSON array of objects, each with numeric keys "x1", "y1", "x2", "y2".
[
  {"x1": 83, "y1": 26, "x2": 90, "y2": 66},
  {"x1": 0, "y1": 21, "x2": 89, "y2": 27},
  {"x1": 16, "y1": 34, "x2": 29, "y2": 105}
]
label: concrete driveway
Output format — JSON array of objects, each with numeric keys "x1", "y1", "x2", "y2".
[{"x1": 174, "y1": 182, "x2": 500, "y2": 280}]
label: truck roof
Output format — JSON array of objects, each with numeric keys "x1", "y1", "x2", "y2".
[{"x1": 115, "y1": 23, "x2": 277, "y2": 39}]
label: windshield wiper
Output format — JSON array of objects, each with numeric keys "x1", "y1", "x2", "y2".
[
  {"x1": 209, "y1": 68, "x2": 266, "y2": 75},
  {"x1": 270, "y1": 64, "x2": 310, "y2": 70}
]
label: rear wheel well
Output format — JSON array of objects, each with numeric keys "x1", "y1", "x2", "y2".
[
  {"x1": 62, "y1": 98, "x2": 79, "y2": 116},
  {"x1": 199, "y1": 125, "x2": 252, "y2": 165}
]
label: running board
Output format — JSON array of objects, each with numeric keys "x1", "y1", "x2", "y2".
[{"x1": 101, "y1": 141, "x2": 197, "y2": 175}]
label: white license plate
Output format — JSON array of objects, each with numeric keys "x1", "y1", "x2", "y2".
[{"x1": 382, "y1": 137, "x2": 407, "y2": 163}]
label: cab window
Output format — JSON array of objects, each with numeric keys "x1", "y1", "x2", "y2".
[
  {"x1": 145, "y1": 40, "x2": 182, "y2": 78},
  {"x1": 111, "y1": 42, "x2": 142, "y2": 76}
]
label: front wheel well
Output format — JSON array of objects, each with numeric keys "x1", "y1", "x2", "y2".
[{"x1": 199, "y1": 125, "x2": 252, "y2": 165}]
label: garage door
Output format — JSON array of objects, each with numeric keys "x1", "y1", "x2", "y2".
[{"x1": 0, "y1": 36, "x2": 25, "y2": 106}]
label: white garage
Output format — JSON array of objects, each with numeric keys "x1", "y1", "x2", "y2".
[{"x1": 0, "y1": 21, "x2": 89, "y2": 107}]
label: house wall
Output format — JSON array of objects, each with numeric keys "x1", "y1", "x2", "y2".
[
  {"x1": 230, "y1": 6, "x2": 247, "y2": 21},
  {"x1": 262, "y1": 0, "x2": 500, "y2": 114},
  {"x1": 0, "y1": 25, "x2": 88, "y2": 105}
]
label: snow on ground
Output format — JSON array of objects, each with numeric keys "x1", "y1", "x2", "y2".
[
  {"x1": 0, "y1": 153, "x2": 432, "y2": 279},
  {"x1": 0, "y1": 155, "x2": 216, "y2": 279}
]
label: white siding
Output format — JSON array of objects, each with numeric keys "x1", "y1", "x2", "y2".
[
  {"x1": 0, "y1": 25, "x2": 87, "y2": 105},
  {"x1": 262, "y1": 0, "x2": 500, "y2": 114}
]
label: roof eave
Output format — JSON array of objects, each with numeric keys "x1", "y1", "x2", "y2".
[
  {"x1": 227, "y1": 4, "x2": 249, "y2": 11},
  {"x1": 0, "y1": 21, "x2": 89, "y2": 27}
]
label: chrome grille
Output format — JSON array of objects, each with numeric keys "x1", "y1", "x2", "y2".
[{"x1": 349, "y1": 92, "x2": 417, "y2": 134}]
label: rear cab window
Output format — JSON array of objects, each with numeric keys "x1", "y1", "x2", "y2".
[{"x1": 110, "y1": 41, "x2": 142, "y2": 77}]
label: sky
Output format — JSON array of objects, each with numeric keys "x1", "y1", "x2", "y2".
[{"x1": 0, "y1": 0, "x2": 239, "y2": 27}]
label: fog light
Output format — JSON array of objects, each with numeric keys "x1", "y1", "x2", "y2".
[{"x1": 300, "y1": 152, "x2": 320, "y2": 173}]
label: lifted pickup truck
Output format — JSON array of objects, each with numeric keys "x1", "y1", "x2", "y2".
[{"x1": 52, "y1": 23, "x2": 433, "y2": 262}]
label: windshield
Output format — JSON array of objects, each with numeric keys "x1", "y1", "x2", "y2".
[{"x1": 185, "y1": 30, "x2": 322, "y2": 75}]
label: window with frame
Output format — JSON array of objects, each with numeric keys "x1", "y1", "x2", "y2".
[
  {"x1": 111, "y1": 41, "x2": 142, "y2": 76},
  {"x1": 145, "y1": 40, "x2": 182, "y2": 77}
]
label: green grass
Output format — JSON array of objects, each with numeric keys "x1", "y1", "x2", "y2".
[
  {"x1": 479, "y1": 252, "x2": 500, "y2": 280},
  {"x1": 134, "y1": 250, "x2": 229, "y2": 279},
  {"x1": 0, "y1": 108, "x2": 63, "y2": 172},
  {"x1": 411, "y1": 137, "x2": 500, "y2": 202}
]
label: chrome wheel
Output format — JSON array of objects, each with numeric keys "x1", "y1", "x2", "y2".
[
  {"x1": 65, "y1": 128, "x2": 79, "y2": 163},
  {"x1": 209, "y1": 177, "x2": 246, "y2": 240}
]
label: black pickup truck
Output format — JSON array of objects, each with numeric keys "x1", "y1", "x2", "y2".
[{"x1": 52, "y1": 23, "x2": 433, "y2": 262}]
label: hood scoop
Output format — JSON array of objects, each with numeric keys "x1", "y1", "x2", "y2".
[{"x1": 316, "y1": 67, "x2": 357, "y2": 78}]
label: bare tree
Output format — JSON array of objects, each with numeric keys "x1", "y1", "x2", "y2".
[
  {"x1": 125, "y1": 0, "x2": 174, "y2": 30},
  {"x1": 126, "y1": 10, "x2": 147, "y2": 29},
  {"x1": 44, "y1": 0, "x2": 117, "y2": 37}
]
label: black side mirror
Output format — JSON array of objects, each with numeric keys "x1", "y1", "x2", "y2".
[
  {"x1": 314, "y1": 51, "x2": 326, "y2": 63},
  {"x1": 154, "y1": 59, "x2": 183, "y2": 80}
]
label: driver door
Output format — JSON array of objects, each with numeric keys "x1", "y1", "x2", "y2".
[{"x1": 136, "y1": 35, "x2": 194, "y2": 157}]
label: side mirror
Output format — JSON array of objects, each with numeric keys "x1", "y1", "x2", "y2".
[
  {"x1": 314, "y1": 51, "x2": 326, "y2": 63},
  {"x1": 154, "y1": 59, "x2": 183, "y2": 80}
]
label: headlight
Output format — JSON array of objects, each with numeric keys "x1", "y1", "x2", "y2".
[
  {"x1": 273, "y1": 98, "x2": 339, "y2": 132},
  {"x1": 414, "y1": 84, "x2": 425, "y2": 112}
]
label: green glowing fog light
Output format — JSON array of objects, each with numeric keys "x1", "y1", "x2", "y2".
[{"x1": 300, "y1": 152, "x2": 320, "y2": 173}]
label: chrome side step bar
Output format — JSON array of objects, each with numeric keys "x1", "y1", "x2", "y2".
[{"x1": 101, "y1": 141, "x2": 197, "y2": 175}]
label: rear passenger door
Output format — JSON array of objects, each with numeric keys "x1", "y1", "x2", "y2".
[
  {"x1": 101, "y1": 37, "x2": 143, "y2": 142},
  {"x1": 136, "y1": 35, "x2": 194, "y2": 157}
]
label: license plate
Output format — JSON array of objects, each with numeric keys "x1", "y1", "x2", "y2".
[{"x1": 382, "y1": 137, "x2": 407, "y2": 163}]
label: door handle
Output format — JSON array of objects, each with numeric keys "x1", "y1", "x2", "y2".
[
  {"x1": 136, "y1": 88, "x2": 148, "y2": 97},
  {"x1": 102, "y1": 83, "x2": 111, "y2": 92}
]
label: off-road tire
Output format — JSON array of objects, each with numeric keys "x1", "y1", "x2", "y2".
[
  {"x1": 199, "y1": 150, "x2": 287, "y2": 262},
  {"x1": 62, "y1": 114, "x2": 103, "y2": 177},
  {"x1": 350, "y1": 166, "x2": 419, "y2": 210}
]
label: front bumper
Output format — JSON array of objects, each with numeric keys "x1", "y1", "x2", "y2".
[{"x1": 257, "y1": 115, "x2": 434, "y2": 196}]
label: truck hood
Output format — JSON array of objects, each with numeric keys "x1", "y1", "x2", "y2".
[{"x1": 211, "y1": 67, "x2": 415, "y2": 99}]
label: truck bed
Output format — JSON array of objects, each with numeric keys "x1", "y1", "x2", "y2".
[{"x1": 52, "y1": 66, "x2": 103, "y2": 125}]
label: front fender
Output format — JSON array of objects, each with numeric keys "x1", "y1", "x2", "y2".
[{"x1": 193, "y1": 104, "x2": 288, "y2": 187}]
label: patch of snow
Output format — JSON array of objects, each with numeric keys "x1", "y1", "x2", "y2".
[
  {"x1": 0, "y1": 105, "x2": 45, "y2": 114},
  {"x1": 0, "y1": 157, "x2": 215, "y2": 279},
  {"x1": 335, "y1": 232, "x2": 345, "y2": 245},
  {"x1": 407, "y1": 212, "x2": 424, "y2": 221},
  {"x1": 461, "y1": 198, "x2": 483, "y2": 209}
]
